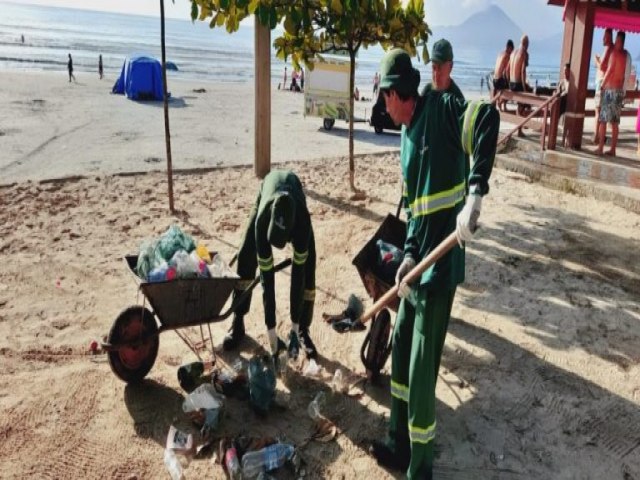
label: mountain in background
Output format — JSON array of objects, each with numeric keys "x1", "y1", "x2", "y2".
[
  {"x1": 429, "y1": 3, "x2": 640, "y2": 65},
  {"x1": 430, "y1": 5, "x2": 524, "y2": 51}
]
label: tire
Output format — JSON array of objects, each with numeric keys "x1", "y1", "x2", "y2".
[
  {"x1": 323, "y1": 118, "x2": 335, "y2": 130},
  {"x1": 374, "y1": 125, "x2": 383, "y2": 134},
  {"x1": 107, "y1": 306, "x2": 159, "y2": 383}
]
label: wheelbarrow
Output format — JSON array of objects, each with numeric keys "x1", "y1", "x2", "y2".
[
  {"x1": 350, "y1": 210, "x2": 458, "y2": 380},
  {"x1": 102, "y1": 253, "x2": 291, "y2": 383}
]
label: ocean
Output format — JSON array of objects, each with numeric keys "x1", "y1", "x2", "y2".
[{"x1": 0, "y1": 1, "x2": 575, "y2": 94}]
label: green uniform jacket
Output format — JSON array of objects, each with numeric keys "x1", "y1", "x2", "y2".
[
  {"x1": 420, "y1": 78, "x2": 465, "y2": 101},
  {"x1": 401, "y1": 93, "x2": 499, "y2": 291},
  {"x1": 254, "y1": 170, "x2": 314, "y2": 328}
]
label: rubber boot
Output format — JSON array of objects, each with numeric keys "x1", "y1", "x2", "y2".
[
  {"x1": 223, "y1": 315, "x2": 245, "y2": 351},
  {"x1": 369, "y1": 440, "x2": 410, "y2": 472}
]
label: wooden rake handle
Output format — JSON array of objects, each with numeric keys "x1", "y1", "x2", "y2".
[{"x1": 358, "y1": 231, "x2": 459, "y2": 324}]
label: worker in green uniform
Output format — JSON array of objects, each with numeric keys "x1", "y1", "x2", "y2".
[
  {"x1": 223, "y1": 169, "x2": 317, "y2": 361},
  {"x1": 420, "y1": 38, "x2": 465, "y2": 101},
  {"x1": 368, "y1": 47, "x2": 499, "y2": 479}
]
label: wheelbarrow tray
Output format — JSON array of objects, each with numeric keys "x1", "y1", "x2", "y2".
[
  {"x1": 352, "y1": 214, "x2": 406, "y2": 312},
  {"x1": 125, "y1": 253, "x2": 239, "y2": 329}
]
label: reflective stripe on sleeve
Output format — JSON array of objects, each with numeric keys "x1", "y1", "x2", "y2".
[
  {"x1": 257, "y1": 254, "x2": 274, "y2": 272},
  {"x1": 390, "y1": 380, "x2": 409, "y2": 402},
  {"x1": 409, "y1": 420, "x2": 436, "y2": 444},
  {"x1": 303, "y1": 289, "x2": 316, "y2": 301},
  {"x1": 293, "y1": 249, "x2": 309, "y2": 265},
  {"x1": 462, "y1": 100, "x2": 485, "y2": 157},
  {"x1": 409, "y1": 181, "x2": 465, "y2": 218}
]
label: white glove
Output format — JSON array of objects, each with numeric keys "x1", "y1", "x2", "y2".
[
  {"x1": 395, "y1": 256, "x2": 416, "y2": 299},
  {"x1": 456, "y1": 194, "x2": 482, "y2": 246}
]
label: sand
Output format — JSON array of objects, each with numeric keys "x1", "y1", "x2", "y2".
[
  {"x1": 0, "y1": 70, "x2": 398, "y2": 184},
  {"x1": 1, "y1": 71, "x2": 640, "y2": 480}
]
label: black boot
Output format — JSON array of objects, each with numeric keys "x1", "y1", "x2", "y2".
[
  {"x1": 300, "y1": 329, "x2": 318, "y2": 360},
  {"x1": 223, "y1": 315, "x2": 245, "y2": 351},
  {"x1": 369, "y1": 440, "x2": 410, "y2": 472}
]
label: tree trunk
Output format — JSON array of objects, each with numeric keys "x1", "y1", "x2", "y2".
[
  {"x1": 348, "y1": 51, "x2": 356, "y2": 192},
  {"x1": 160, "y1": 0, "x2": 175, "y2": 213}
]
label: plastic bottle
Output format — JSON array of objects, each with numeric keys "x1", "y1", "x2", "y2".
[
  {"x1": 307, "y1": 391, "x2": 326, "y2": 420},
  {"x1": 209, "y1": 253, "x2": 230, "y2": 277},
  {"x1": 189, "y1": 250, "x2": 209, "y2": 277},
  {"x1": 376, "y1": 240, "x2": 402, "y2": 282},
  {"x1": 241, "y1": 443, "x2": 295, "y2": 478},
  {"x1": 331, "y1": 369, "x2": 345, "y2": 393},
  {"x1": 163, "y1": 448, "x2": 184, "y2": 480},
  {"x1": 147, "y1": 262, "x2": 169, "y2": 282},
  {"x1": 177, "y1": 361, "x2": 213, "y2": 392},
  {"x1": 225, "y1": 444, "x2": 242, "y2": 479}
]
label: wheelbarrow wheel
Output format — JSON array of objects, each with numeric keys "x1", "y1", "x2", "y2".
[{"x1": 107, "y1": 306, "x2": 159, "y2": 383}]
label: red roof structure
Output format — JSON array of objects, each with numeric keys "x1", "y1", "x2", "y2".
[{"x1": 549, "y1": 0, "x2": 639, "y2": 149}]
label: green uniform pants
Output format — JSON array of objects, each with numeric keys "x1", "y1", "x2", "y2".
[
  {"x1": 233, "y1": 202, "x2": 316, "y2": 331},
  {"x1": 388, "y1": 287, "x2": 456, "y2": 479}
]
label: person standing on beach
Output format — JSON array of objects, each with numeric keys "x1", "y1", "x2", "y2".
[
  {"x1": 283, "y1": 66, "x2": 287, "y2": 91},
  {"x1": 373, "y1": 72, "x2": 379, "y2": 97},
  {"x1": 300, "y1": 68, "x2": 304, "y2": 91},
  {"x1": 596, "y1": 31, "x2": 631, "y2": 157},
  {"x1": 67, "y1": 53, "x2": 76, "y2": 83},
  {"x1": 509, "y1": 35, "x2": 530, "y2": 93},
  {"x1": 223, "y1": 170, "x2": 318, "y2": 364},
  {"x1": 493, "y1": 39, "x2": 514, "y2": 111},
  {"x1": 368, "y1": 48, "x2": 499, "y2": 480},
  {"x1": 509, "y1": 35, "x2": 530, "y2": 136},
  {"x1": 98, "y1": 54, "x2": 103, "y2": 80},
  {"x1": 21, "y1": 34, "x2": 24, "y2": 44},
  {"x1": 593, "y1": 28, "x2": 613, "y2": 144}
]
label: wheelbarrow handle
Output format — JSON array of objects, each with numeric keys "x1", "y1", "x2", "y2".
[{"x1": 358, "y1": 231, "x2": 459, "y2": 324}]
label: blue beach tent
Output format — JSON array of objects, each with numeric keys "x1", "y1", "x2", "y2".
[{"x1": 112, "y1": 55, "x2": 166, "y2": 101}]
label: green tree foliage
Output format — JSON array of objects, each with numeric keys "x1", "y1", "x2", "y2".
[{"x1": 190, "y1": 0, "x2": 430, "y2": 192}]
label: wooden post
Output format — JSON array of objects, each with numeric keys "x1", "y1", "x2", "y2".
[
  {"x1": 160, "y1": 0, "x2": 175, "y2": 213},
  {"x1": 564, "y1": 0, "x2": 595, "y2": 149},
  {"x1": 254, "y1": 21, "x2": 271, "y2": 179}
]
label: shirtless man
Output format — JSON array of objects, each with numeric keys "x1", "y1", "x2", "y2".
[
  {"x1": 595, "y1": 31, "x2": 630, "y2": 157},
  {"x1": 493, "y1": 39, "x2": 514, "y2": 111},
  {"x1": 509, "y1": 35, "x2": 530, "y2": 135},
  {"x1": 593, "y1": 28, "x2": 613, "y2": 144}
]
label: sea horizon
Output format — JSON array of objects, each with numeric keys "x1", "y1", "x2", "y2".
[{"x1": 0, "y1": 1, "x2": 589, "y2": 93}]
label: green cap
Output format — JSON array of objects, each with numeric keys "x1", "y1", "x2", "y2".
[
  {"x1": 431, "y1": 39, "x2": 453, "y2": 64},
  {"x1": 268, "y1": 192, "x2": 295, "y2": 249},
  {"x1": 378, "y1": 48, "x2": 420, "y2": 97}
]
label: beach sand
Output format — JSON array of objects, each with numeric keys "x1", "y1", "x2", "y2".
[
  {"x1": 1, "y1": 71, "x2": 640, "y2": 479},
  {"x1": 0, "y1": 71, "x2": 396, "y2": 184}
]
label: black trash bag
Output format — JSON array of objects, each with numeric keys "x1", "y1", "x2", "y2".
[{"x1": 248, "y1": 355, "x2": 276, "y2": 416}]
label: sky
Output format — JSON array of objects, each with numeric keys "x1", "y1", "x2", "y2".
[{"x1": 8, "y1": 0, "x2": 565, "y2": 39}]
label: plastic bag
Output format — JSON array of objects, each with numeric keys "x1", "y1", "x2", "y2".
[
  {"x1": 135, "y1": 238, "x2": 163, "y2": 280},
  {"x1": 248, "y1": 356, "x2": 276, "y2": 416},
  {"x1": 172, "y1": 250, "x2": 199, "y2": 279},
  {"x1": 157, "y1": 225, "x2": 196, "y2": 262},
  {"x1": 182, "y1": 384, "x2": 225, "y2": 437}
]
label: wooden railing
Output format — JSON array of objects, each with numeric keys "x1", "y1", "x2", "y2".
[{"x1": 492, "y1": 90, "x2": 562, "y2": 151}]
